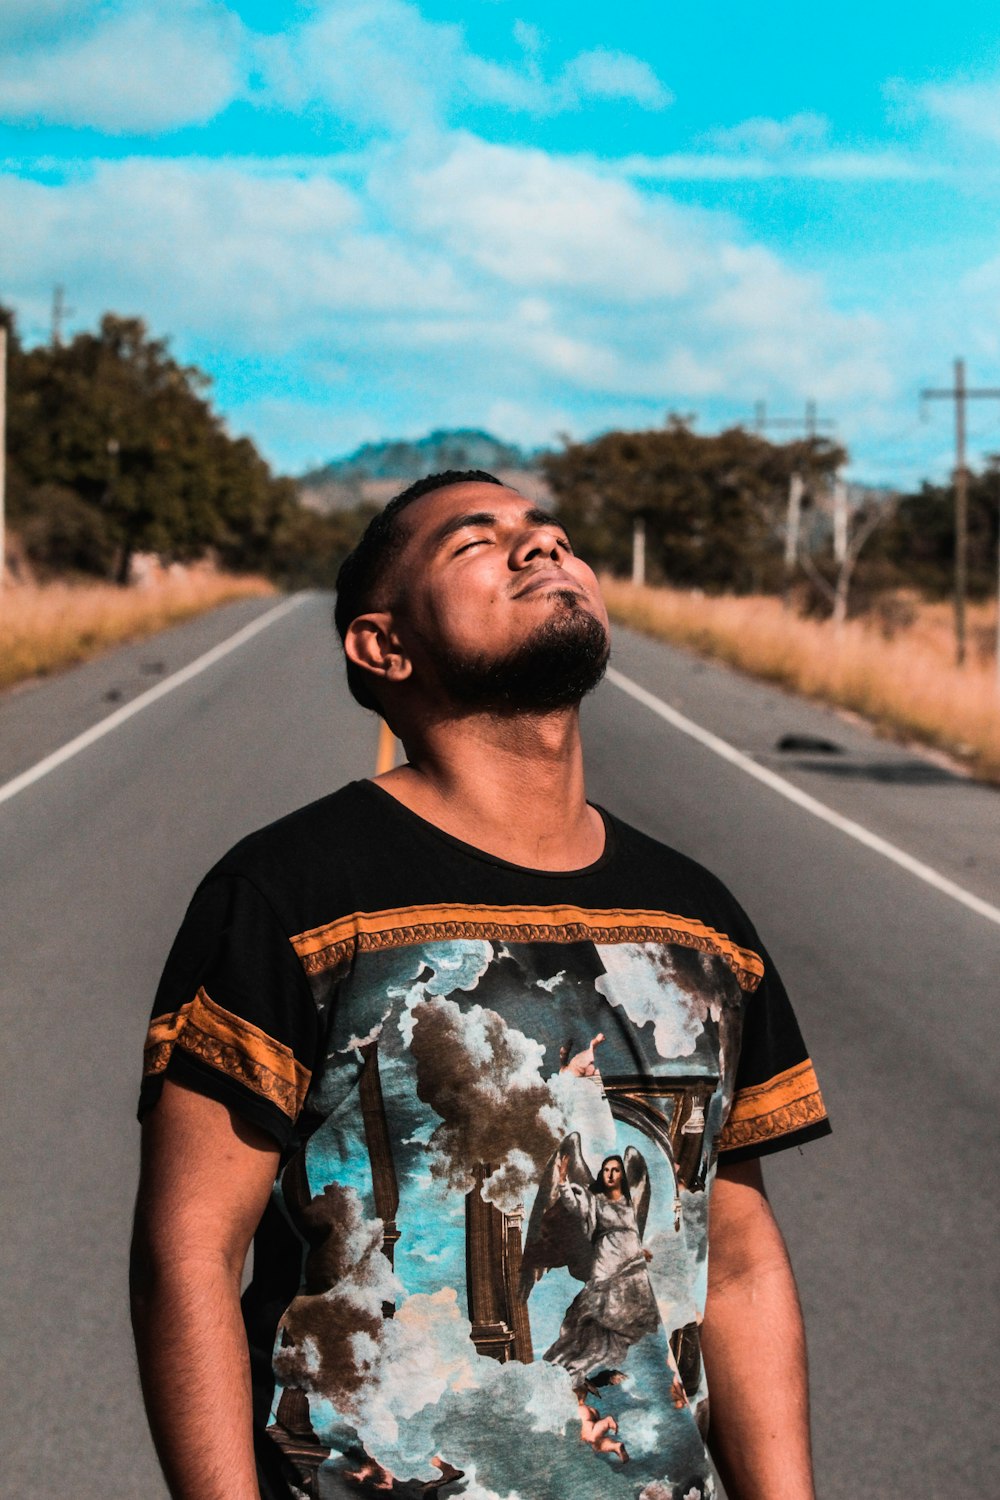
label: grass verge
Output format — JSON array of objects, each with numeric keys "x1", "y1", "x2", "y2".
[
  {"x1": 0, "y1": 572, "x2": 276, "y2": 692},
  {"x1": 601, "y1": 577, "x2": 1000, "y2": 783}
]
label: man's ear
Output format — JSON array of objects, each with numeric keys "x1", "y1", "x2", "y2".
[{"x1": 343, "y1": 612, "x2": 413, "y2": 687}]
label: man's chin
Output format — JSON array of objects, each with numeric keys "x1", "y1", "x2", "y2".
[{"x1": 434, "y1": 609, "x2": 611, "y2": 713}]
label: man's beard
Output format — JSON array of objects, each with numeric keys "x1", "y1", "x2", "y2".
[{"x1": 432, "y1": 592, "x2": 610, "y2": 712}]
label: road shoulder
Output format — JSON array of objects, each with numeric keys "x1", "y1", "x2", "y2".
[
  {"x1": 603, "y1": 624, "x2": 1000, "y2": 906},
  {"x1": 0, "y1": 595, "x2": 299, "y2": 787}
]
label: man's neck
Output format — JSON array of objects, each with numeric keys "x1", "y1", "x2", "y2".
[{"x1": 373, "y1": 707, "x2": 605, "y2": 872}]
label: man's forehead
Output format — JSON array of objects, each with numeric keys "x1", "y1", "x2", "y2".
[
  {"x1": 404, "y1": 481, "x2": 531, "y2": 529},
  {"x1": 396, "y1": 483, "x2": 560, "y2": 554}
]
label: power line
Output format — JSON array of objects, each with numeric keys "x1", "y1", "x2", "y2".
[
  {"x1": 751, "y1": 399, "x2": 836, "y2": 440},
  {"x1": 921, "y1": 358, "x2": 1000, "y2": 667}
]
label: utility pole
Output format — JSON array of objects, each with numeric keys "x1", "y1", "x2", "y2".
[
  {"x1": 751, "y1": 400, "x2": 835, "y2": 607},
  {"x1": 922, "y1": 359, "x2": 1000, "y2": 666},
  {"x1": 0, "y1": 324, "x2": 6, "y2": 589},
  {"x1": 832, "y1": 476, "x2": 849, "y2": 565},
  {"x1": 631, "y1": 516, "x2": 646, "y2": 587},
  {"x1": 51, "y1": 284, "x2": 73, "y2": 347},
  {"x1": 784, "y1": 473, "x2": 804, "y2": 608}
]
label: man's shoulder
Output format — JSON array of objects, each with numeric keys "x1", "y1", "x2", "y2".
[
  {"x1": 603, "y1": 810, "x2": 754, "y2": 935},
  {"x1": 201, "y1": 780, "x2": 377, "y2": 906}
]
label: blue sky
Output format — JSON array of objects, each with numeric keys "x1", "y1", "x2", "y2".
[{"x1": 3, "y1": 1, "x2": 1000, "y2": 484}]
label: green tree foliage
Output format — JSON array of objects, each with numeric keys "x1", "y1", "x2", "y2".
[
  {"x1": 542, "y1": 419, "x2": 846, "y2": 592},
  {"x1": 871, "y1": 463, "x2": 1000, "y2": 597},
  {"x1": 3, "y1": 307, "x2": 320, "y2": 582},
  {"x1": 268, "y1": 502, "x2": 379, "y2": 589}
]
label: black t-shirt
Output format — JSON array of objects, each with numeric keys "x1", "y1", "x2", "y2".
[{"x1": 140, "y1": 780, "x2": 829, "y2": 1500}]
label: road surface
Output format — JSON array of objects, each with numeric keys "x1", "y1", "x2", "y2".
[{"x1": 1, "y1": 591, "x2": 997, "y2": 1497}]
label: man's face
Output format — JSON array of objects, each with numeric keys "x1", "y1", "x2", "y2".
[{"x1": 387, "y1": 482, "x2": 610, "y2": 712}]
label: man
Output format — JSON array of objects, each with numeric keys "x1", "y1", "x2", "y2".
[{"x1": 132, "y1": 470, "x2": 830, "y2": 1500}]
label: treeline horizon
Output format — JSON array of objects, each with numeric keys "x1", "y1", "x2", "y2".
[
  {"x1": 3, "y1": 305, "x2": 997, "y2": 609},
  {"x1": 1, "y1": 306, "x2": 362, "y2": 589}
]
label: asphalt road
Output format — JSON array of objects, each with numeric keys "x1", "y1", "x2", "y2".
[{"x1": 1, "y1": 591, "x2": 997, "y2": 1498}]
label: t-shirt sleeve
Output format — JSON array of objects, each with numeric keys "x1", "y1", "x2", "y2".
[
  {"x1": 717, "y1": 925, "x2": 831, "y2": 1164},
  {"x1": 138, "y1": 871, "x2": 319, "y2": 1147}
]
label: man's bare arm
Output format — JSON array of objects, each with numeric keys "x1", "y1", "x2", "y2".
[
  {"x1": 130, "y1": 1079, "x2": 281, "y2": 1500},
  {"x1": 700, "y1": 1157, "x2": 816, "y2": 1500}
]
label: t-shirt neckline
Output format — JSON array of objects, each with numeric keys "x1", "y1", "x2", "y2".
[{"x1": 361, "y1": 778, "x2": 617, "y2": 879}]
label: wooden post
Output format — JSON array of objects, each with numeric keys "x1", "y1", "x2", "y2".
[
  {"x1": 783, "y1": 472, "x2": 803, "y2": 610},
  {"x1": 832, "y1": 477, "x2": 848, "y2": 566},
  {"x1": 631, "y1": 516, "x2": 646, "y2": 588}
]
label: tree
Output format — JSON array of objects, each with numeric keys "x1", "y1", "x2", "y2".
[
  {"x1": 872, "y1": 465, "x2": 1000, "y2": 599},
  {"x1": 542, "y1": 419, "x2": 845, "y2": 593},
  {"x1": 794, "y1": 485, "x2": 898, "y2": 625},
  {"x1": 6, "y1": 311, "x2": 296, "y2": 580}
]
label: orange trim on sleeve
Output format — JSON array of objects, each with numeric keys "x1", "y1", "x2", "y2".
[
  {"x1": 718, "y1": 1058, "x2": 827, "y2": 1152},
  {"x1": 290, "y1": 902, "x2": 765, "y2": 990},
  {"x1": 143, "y1": 987, "x2": 311, "y2": 1120}
]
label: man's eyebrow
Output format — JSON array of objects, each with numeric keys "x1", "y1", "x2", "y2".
[
  {"x1": 523, "y1": 507, "x2": 564, "y2": 530},
  {"x1": 431, "y1": 507, "x2": 568, "y2": 549},
  {"x1": 431, "y1": 511, "x2": 498, "y2": 547}
]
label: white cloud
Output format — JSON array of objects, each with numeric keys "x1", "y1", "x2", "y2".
[
  {"x1": 512, "y1": 20, "x2": 544, "y2": 59},
  {"x1": 258, "y1": 1, "x2": 671, "y2": 130},
  {"x1": 595, "y1": 945, "x2": 709, "y2": 1059},
  {"x1": 559, "y1": 47, "x2": 673, "y2": 110},
  {"x1": 354, "y1": 1287, "x2": 480, "y2": 1452},
  {"x1": 619, "y1": 149, "x2": 935, "y2": 182},
  {"x1": 0, "y1": 1, "x2": 245, "y2": 133},
  {"x1": 0, "y1": 130, "x2": 894, "y2": 466},
  {"x1": 0, "y1": 0, "x2": 93, "y2": 46},
  {"x1": 0, "y1": 0, "x2": 672, "y2": 139},
  {"x1": 916, "y1": 77, "x2": 1000, "y2": 144},
  {"x1": 401, "y1": 138, "x2": 698, "y2": 299},
  {"x1": 0, "y1": 155, "x2": 468, "y2": 349},
  {"x1": 258, "y1": 0, "x2": 456, "y2": 132},
  {"x1": 393, "y1": 135, "x2": 891, "y2": 402},
  {"x1": 705, "y1": 111, "x2": 829, "y2": 153}
]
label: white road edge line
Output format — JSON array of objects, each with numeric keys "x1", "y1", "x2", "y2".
[
  {"x1": 606, "y1": 665, "x2": 1000, "y2": 929},
  {"x1": 0, "y1": 593, "x2": 311, "y2": 809}
]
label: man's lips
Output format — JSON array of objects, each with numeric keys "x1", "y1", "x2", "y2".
[{"x1": 512, "y1": 570, "x2": 585, "y2": 599}]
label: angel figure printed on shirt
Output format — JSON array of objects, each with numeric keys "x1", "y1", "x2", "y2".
[{"x1": 521, "y1": 1133, "x2": 661, "y2": 1462}]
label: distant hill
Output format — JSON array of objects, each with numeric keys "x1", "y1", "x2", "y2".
[
  {"x1": 301, "y1": 429, "x2": 536, "y2": 486},
  {"x1": 298, "y1": 428, "x2": 547, "y2": 514}
]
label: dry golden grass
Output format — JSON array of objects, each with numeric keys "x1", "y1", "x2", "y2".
[
  {"x1": 601, "y1": 576, "x2": 1000, "y2": 782},
  {"x1": 0, "y1": 571, "x2": 276, "y2": 691}
]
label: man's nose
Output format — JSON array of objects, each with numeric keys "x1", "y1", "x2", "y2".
[{"x1": 512, "y1": 527, "x2": 564, "y2": 567}]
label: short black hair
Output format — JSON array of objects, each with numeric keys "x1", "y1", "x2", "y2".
[{"x1": 334, "y1": 469, "x2": 504, "y2": 713}]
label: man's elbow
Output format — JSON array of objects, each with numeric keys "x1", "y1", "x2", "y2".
[
  {"x1": 707, "y1": 1194, "x2": 795, "y2": 1303},
  {"x1": 129, "y1": 1205, "x2": 163, "y2": 1337},
  {"x1": 128, "y1": 1202, "x2": 194, "y2": 1326}
]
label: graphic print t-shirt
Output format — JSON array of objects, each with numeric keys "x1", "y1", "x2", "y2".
[{"x1": 139, "y1": 781, "x2": 829, "y2": 1500}]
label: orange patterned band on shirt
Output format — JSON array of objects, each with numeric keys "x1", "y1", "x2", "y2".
[
  {"x1": 143, "y1": 986, "x2": 312, "y2": 1120},
  {"x1": 718, "y1": 1058, "x2": 827, "y2": 1152},
  {"x1": 290, "y1": 902, "x2": 766, "y2": 991}
]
